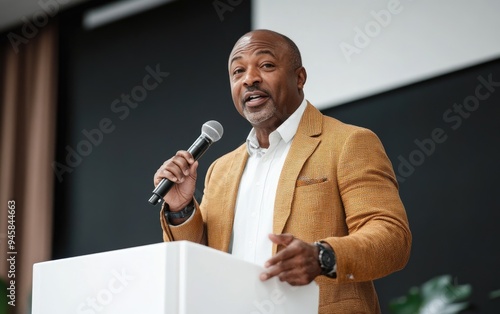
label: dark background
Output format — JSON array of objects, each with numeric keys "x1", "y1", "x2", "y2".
[{"x1": 51, "y1": 0, "x2": 500, "y2": 312}]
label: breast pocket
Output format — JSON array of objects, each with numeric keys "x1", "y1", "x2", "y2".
[
  {"x1": 296, "y1": 176, "x2": 328, "y2": 187},
  {"x1": 293, "y1": 178, "x2": 333, "y2": 210},
  {"x1": 286, "y1": 179, "x2": 338, "y2": 241}
]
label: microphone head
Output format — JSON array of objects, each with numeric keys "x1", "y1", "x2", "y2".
[{"x1": 202, "y1": 120, "x2": 224, "y2": 142}]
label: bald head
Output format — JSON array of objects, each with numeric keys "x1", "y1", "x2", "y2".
[{"x1": 230, "y1": 29, "x2": 302, "y2": 70}]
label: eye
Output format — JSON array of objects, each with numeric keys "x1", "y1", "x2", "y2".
[
  {"x1": 262, "y1": 63, "x2": 275, "y2": 69},
  {"x1": 232, "y1": 68, "x2": 244, "y2": 76}
]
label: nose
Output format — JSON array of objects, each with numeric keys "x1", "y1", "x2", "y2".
[{"x1": 242, "y1": 67, "x2": 261, "y2": 87}]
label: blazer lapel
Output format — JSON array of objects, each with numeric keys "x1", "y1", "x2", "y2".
[
  {"x1": 218, "y1": 144, "x2": 248, "y2": 252},
  {"x1": 272, "y1": 103, "x2": 323, "y2": 252}
]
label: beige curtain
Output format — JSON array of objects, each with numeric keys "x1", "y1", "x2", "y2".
[{"x1": 0, "y1": 22, "x2": 58, "y2": 314}]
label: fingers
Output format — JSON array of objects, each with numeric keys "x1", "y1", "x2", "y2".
[
  {"x1": 264, "y1": 233, "x2": 296, "y2": 267},
  {"x1": 153, "y1": 150, "x2": 199, "y2": 210},
  {"x1": 268, "y1": 233, "x2": 295, "y2": 248},
  {"x1": 260, "y1": 234, "x2": 321, "y2": 286},
  {"x1": 154, "y1": 151, "x2": 196, "y2": 186}
]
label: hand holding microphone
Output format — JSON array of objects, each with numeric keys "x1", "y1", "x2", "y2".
[{"x1": 149, "y1": 120, "x2": 223, "y2": 208}]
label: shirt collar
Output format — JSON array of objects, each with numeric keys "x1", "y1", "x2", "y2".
[{"x1": 246, "y1": 98, "x2": 308, "y2": 156}]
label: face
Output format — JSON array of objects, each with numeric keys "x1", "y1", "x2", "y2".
[{"x1": 228, "y1": 31, "x2": 306, "y2": 129}]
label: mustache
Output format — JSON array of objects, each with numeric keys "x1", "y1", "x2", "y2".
[
  {"x1": 246, "y1": 85, "x2": 269, "y2": 93},
  {"x1": 241, "y1": 86, "x2": 271, "y2": 103}
]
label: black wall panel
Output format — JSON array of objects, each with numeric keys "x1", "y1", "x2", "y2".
[{"x1": 54, "y1": 0, "x2": 252, "y2": 258}]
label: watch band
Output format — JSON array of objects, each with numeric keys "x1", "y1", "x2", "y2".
[
  {"x1": 315, "y1": 241, "x2": 337, "y2": 278},
  {"x1": 165, "y1": 200, "x2": 195, "y2": 221}
]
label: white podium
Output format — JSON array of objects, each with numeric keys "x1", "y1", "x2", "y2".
[{"x1": 32, "y1": 241, "x2": 319, "y2": 313}]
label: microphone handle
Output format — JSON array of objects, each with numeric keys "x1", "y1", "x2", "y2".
[
  {"x1": 187, "y1": 136, "x2": 212, "y2": 160},
  {"x1": 148, "y1": 136, "x2": 212, "y2": 206}
]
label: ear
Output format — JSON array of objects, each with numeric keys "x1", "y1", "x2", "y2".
[{"x1": 296, "y1": 66, "x2": 307, "y2": 90}]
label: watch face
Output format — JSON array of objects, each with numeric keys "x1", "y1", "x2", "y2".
[{"x1": 321, "y1": 249, "x2": 334, "y2": 269}]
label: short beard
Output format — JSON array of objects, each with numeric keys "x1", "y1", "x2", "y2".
[{"x1": 243, "y1": 103, "x2": 277, "y2": 125}]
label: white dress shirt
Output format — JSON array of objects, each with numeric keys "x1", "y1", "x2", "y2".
[{"x1": 231, "y1": 98, "x2": 308, "y2": 266}]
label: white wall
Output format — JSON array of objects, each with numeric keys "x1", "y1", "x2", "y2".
[{"x1": 253, "y1": 0, "x2": 500, "y2": 109}]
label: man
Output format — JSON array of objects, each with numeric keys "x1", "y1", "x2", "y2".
[{"x1": 154, "y1": 29, "x2": 411, "y2": 313}]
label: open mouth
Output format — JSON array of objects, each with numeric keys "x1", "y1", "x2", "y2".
[{"x1": 244, "y1": 91, "x2": 269, "y2": 107}]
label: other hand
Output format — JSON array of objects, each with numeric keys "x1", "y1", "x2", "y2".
[{"x1": 260, "y1": 233, "x2": 322, "y2": 286}]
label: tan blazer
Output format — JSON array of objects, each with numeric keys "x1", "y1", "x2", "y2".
[{"x1": 161, "y1": 103, "x2": 411, "y2": 313}]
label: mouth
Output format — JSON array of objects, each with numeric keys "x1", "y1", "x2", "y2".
[{"x1": 243, "y1": 91, "x2": 270, "y2": 108}]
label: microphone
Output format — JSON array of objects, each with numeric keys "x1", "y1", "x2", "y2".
[{"x1": 148, "y1": 120, "x2": 224, "y2": 206}]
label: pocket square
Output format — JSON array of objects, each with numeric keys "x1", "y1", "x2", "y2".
[{"x1": 296, "y1": 176, "x2": 328, "y2": 187}]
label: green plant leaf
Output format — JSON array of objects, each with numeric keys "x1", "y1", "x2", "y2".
[
  {"x1": 389, "y1": 287, "x2": 423, "y2": 314},
  {"x1": 389, "y1": 275, "x2": 472, "y2": 314}
]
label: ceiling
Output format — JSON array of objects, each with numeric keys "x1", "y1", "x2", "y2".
[
  {"x1": 0, "y1": 0, "x2": 176, "y2": 33},
  {"x1": 0, "y1": 0, "x2": 90, "y2": 33}
]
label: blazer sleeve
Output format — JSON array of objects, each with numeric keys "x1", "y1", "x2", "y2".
[
  {"x1": 160, "y1": 200, "x2": 205, "y2": 244},
  {"x1": 325, "y1": 128, "x2": 412, "y2": 283}
]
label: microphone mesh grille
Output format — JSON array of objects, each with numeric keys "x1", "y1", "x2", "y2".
[{"x1": 202, "y1": 120, "x2": 224, "y2": 142}]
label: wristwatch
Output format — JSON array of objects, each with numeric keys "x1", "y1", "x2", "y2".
[
  {"x1": 164, "y1": 200, "x2": 195, "y2": 222},
  {"x1": 315, "y1": 241, "x2": 337, "y2": 277}
]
